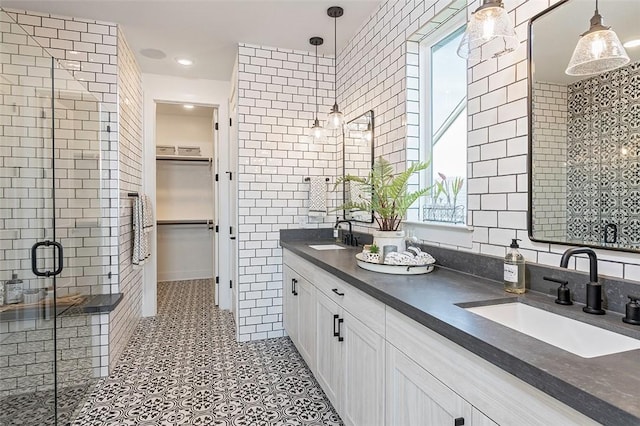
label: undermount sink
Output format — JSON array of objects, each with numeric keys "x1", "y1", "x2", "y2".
[
  {"x1": 308, "y1": 244, "x2": 345, "y2": 250},
  {"x1": 465, "y1": 302, "x2": 640, "y2": 358}
]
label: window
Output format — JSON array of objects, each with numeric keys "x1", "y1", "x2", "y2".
[{"x1": 418, "y1": 19, "x2": 468, "y2": 225}]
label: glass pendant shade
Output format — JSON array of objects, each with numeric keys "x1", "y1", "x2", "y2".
[
  {"x1": 325, "y1": 6, "x2": 345, "y2": 131},
  {"x1": 326, "y1": 103, "x2": 344, "y2": 130},
  {"x1": 565, "y1": 9, "x2": 630, "y2": 76},
  {"x1": 310, "y1": 117, "x2": 326, "y2": 141},
  {"x1": 457, "y1": 0, "x2": 518, "y2": 61}
]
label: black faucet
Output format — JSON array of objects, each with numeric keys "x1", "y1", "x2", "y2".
[
  {"x1": 335, "y1": 219, "x2": 358, "y2": 246},
  {"x1": 559, "y1": 247, "x2": 605, "y2": 315}
]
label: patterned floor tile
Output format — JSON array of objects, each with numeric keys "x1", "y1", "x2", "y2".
[{"x1": 72, "y1": 279, "x2": 342, "y2": 425}]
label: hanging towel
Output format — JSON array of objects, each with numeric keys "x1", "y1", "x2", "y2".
[
  {"x1": 132, "y1": 196, "x2": 144, "y2": 266},
  {"x1": 346, "y1": 180, "x2": 368, "y2": 206},
  {"x1": 132, "y1": 194, "x2": 154, "y2": 266},
  {"x1": 308, "y1": 177, "x2": 327, "y2": 217},
  {"x1": 141, "y1": 195, "x2": 154, "y2": 262}
]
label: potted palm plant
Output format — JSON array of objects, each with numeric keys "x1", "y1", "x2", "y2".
[{"x1": 336, "y1": 157, "x2": 431, "y2": 251}]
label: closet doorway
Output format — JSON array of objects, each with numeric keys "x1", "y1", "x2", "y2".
[{"x1": 154, "y1": 102, "x2": 219, "y2": 303}]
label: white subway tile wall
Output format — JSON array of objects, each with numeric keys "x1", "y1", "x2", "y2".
[
  {"x1": 335, "y1": 0, "x2": 640, "y2": 280},
  {"x1": 111, "y1": 27, "x2": 143, "y2": 370},
  {"x1": 531, "y1": 81, "x2": 567, "y2": 240},
  {"x1": 236, "y1": 43, "x2": 338, "y2": 341},
  {"x1": 0, "y1": 313, "x2": 109, "y2": 397}
]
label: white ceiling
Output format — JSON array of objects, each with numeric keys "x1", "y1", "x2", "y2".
[
  {"x1": 3, "y1": 0, "x2": 383, "y2": 81},
  {"x1": 532, "y1": 0, "x2": 640, "y2": 85}
]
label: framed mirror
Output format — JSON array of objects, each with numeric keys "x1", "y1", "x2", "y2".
[
  {"x1": 528, "y1": 0, "x2": 640, "y2": 251},
  {"x1": 342, "y1": 110, "x2": 374, "y2": 223}
]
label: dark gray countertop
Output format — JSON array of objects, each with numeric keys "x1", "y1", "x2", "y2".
[
  {"x1": 281, "y1": 240, "x2": 640, "y2": 425},
  {"x1": 0, "y1": 293, "x2": 123, "y2": 322}
]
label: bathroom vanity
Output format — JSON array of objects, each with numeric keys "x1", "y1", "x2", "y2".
[{"x1": 281, "y1": 240, "x2": 640, "y2": 426}]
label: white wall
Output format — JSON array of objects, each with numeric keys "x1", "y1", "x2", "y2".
[
  {"x1": 141, "y1": 73, "x2": 231, "y2": 316},
  {"x1": 156, "y1": 113, "x2": 214, "y2": 158}
]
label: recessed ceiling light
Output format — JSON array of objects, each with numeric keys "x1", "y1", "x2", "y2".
[
  {"x1": 183, "y1": 104, "x2": 194, "y2": 109},
  {"x1": 176, "y1": 58, "x2": 193, "y2": 66},
  {"x1": 623, "y1": 39, "x2": 640, "y2": 48}
]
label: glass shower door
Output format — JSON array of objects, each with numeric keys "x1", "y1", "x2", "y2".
[
  {"x1": 0, "y1": 16, "x2": 59, "y2": 424},
  {"x1": 1, "y1": 11, "x2": 109, "y2": 425}
]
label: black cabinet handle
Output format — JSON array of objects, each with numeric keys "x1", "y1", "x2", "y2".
[
  {"x1": 333, "y1": 314, "x2": 340, "y2": 337},
  {"x1": 454, "y1": 418, "x2": 464, "y2": 426},
  {"x1": 332, "y1": 288, "x2": 345, "y2": 296},
  {"x1": 337, "y1": 317, "x2": 344, "y2": 342},
  {"x1": 292, "y1": 278, "x2": 298, "y2": 296},
  {"x1": 31, "y1": 240, "x2": 64, "y2": 277}
]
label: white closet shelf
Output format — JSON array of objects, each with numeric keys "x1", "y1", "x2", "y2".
[
  {"x1": 157, "y1": 219, "x2": 214, "y2": 226},
  {"x1": 156, "y1": 155, "x2": 212, "y2": 162}
]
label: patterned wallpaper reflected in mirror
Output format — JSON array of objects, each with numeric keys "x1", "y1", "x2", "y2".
[{"x1": 529, "y1": 0, "x2": 640, "y2": 251}]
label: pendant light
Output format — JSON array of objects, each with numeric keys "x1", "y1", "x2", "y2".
[
  {"x1": 457, "y1": 0, "x2": 518, "y2": 61},
  {"x1": 326, "y1": 6, "x2": 344, "y2": 130},
  {"x1": 309, "y1": 36, "x2": 326, "y2": 142},
  {"x1": 565, "y1": 0, "x2": 629, "y2": 76}
]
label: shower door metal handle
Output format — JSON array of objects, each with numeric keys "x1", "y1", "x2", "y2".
[{"x1": 31, "y1": 240, "x2": 64, "y2": 277}]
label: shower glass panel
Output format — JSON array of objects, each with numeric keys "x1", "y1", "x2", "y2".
[{"x1": 1, "y1": 11, "x2": 110, "y2": 425}]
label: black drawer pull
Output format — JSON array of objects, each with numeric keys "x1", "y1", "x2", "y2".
[
  {"x1": 292, "y1": 278, "x2": 298, "y2": 296},
  {"x1": 332, "y1": 288, "x2": 345, "y2": 296},
  {"x1": 333, "y1": 314, "x2": 340, "y2": 337},
  {"x1": 337, "y1": 317, "x2": 344, "y2": 342},
  {"x1": 454, "y1": 418, "x2": 464, "y2": 426}
]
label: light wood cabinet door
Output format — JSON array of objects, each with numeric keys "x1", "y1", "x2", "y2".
[
  {"x1": 342, "y1": 310, "x2": 385, "y2": 426},
  {"x1": 315, "y1": 290, "x2": 343, "y2": 410},
  {"x1": 283, "y1": 266, "x2": 298, "y2": 344},
  {"x1": 296, "y1": 276, "x2": 316, "y2": 372},
  {"x1": 472, "y1": 408, "x2": 499, "y2": 426},
  {"x1": 386, "y1": 343, "x2": 472, "y2": 426}
]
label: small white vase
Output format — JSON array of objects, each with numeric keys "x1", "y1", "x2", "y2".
[
  {"x1": 365, "y1": 252, "x2": 381, "y2": 263},
  {"x1": 373, "y1": 230, "x2": 406, "y2": 254}
]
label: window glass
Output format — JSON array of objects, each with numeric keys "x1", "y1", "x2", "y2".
[{"x1": 422, "y1": 24, "x2": 467, "y2": 224}]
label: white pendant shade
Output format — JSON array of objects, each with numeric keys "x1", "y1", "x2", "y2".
[
  {"x1": 457, "y1": 1, "x2": 518, "y2": 61},
  {"x1": 565, "y1": 29, "x2": 630, "y2": 76}
]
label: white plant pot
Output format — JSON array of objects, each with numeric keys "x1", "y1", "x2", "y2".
[{"x1": 373, "y1": 230, "x2": 406, "y2": 254}]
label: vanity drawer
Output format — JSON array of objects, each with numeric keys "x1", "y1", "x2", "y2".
[{"x1": 284, "y1": 250, "x2": 385, "y2": 336}]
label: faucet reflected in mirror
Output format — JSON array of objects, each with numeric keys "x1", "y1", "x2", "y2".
[{"x1": 528, "y1": 0, "x2": 640, "y2": 252}]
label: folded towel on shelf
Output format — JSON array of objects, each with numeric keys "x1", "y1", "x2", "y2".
[
  {"x1": 308, "y1": 177, "x2": 327, "y2": 217},
  {"x1": 132, "y1": 194, "x2": 155, "y2": 266}
]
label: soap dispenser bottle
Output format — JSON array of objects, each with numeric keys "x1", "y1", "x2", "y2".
[{"x1": 504, "y1": 239, "x2": 525, "y2": 294}]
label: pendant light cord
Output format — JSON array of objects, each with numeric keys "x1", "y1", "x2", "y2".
[
  {"x1": 333, "y1": 15, "x2": 337, "y2": 104},
  {"x1": 315, "y1": 43, "x2": 319, "y2": 117}
]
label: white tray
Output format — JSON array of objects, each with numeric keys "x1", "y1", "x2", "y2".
[{"x1": 355, "y1": 253, "x2": 435, "y2": 275}]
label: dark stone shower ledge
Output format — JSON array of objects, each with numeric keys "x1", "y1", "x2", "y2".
[{"x1": 0, "y1": 293, "x2": 123, "y2": 322}]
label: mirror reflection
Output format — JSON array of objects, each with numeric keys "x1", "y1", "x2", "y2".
[
  {"x1": 343, "y1": 110, "x2": 374, "y2": 223},
  {"x1": 529, "y1": 0, "x2": 640, "y2": 250}
]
